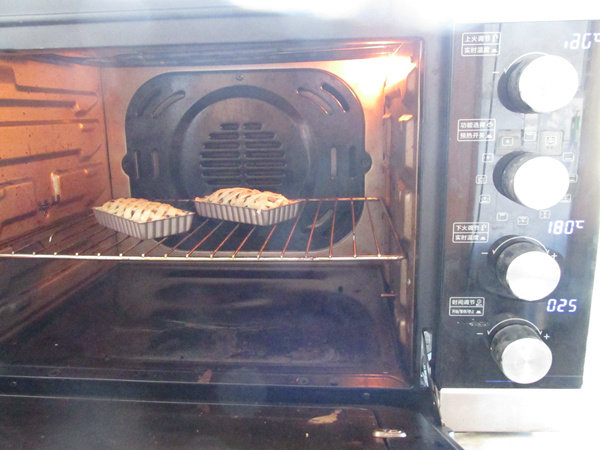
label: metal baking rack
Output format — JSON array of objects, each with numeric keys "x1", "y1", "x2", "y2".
[{"x1": 0, "y1": 198, "x2": 405, "y2": 263}]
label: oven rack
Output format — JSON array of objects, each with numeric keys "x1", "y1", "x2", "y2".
[{"x1": 0, "y1": 198, "x2": 405, "y2": 263}]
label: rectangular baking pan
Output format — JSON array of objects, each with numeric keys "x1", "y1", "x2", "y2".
[
  {"x1": 194, "y1": 200, "x2": 302, "y2": 226},
  {"x1": 93, "y1": 208, "x2": 194, "y2": 239}
]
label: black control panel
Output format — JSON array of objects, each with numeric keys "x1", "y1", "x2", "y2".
[{"x1": 435, "y1": 21, "x2": 599, "y2": 388}]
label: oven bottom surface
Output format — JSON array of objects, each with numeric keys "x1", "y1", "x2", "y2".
[
  {"x1": 0, "y1": 397, "x2": 459, "y2": 449},
  {"x1": 0, "y1": 264, "x2": 407, "y2": 388}
]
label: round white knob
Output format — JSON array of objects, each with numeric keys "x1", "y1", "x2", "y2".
[
  {"x1": 496, "y1": 152, "x2": 570, "y2": 210},
  {"x1": 490, "y1": 323, "x2": 552, "y2": 384},
  {"x1": 500, "y1": 54, "x2": 579, "y2": 113},
  {"x1": 495, "y1": 239, "x2": 561, "y2": 301},
  {"x1": 519, "y1": 55, "x2": 579, "y2": 113}
]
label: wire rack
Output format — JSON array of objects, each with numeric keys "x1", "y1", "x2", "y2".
[{"x1": 0, "y1": 198, "x2": 405, "y2": 263}]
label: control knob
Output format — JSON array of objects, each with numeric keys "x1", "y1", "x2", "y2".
[
  {"x1": 498, "y1": 54, "x2": 579, "y2": 113},
  {"x1": 491, "y1": 237, "x2": 561, "y2": 301},
  {"x1": 494, "y1": 152, "x2": 570, "y2": 210},
  {"x1": 490, "y1": 321, "x2": 552, "y2": 384}
]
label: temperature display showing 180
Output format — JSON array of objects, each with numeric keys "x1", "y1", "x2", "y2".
[{"x1": 547, "y1": 219, "x2": 584, "y2": 235}]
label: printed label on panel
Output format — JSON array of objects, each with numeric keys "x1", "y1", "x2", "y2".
[
  {"x1": 449, "y1": 297, "x2": 485, "y2": 316},
  {"x1": 461, "y1": 32, "x2": 501, "y2": 56},
  {"x1": 457, "y1": 119, "x2": 496, "y2": 141},
  {"x1": 452, "y1": 222, "x2": 489, "y2": 243}
]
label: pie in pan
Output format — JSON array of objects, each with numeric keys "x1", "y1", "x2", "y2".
[{"x1": 194, "y1": 188, "x2": 301, "y2": 225}]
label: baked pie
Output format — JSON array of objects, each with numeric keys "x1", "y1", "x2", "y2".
[
  {"x1": 195, "y1": 188, "x2": 294, "y2": 210},
  {"x1": 97, "y1": 198, "x2": 190, "y2": 223}
]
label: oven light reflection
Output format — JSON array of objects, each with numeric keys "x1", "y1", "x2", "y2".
[
  {"x1": 384, "y1": 56, "x2": 417, "y2": 89},
  {"x1": 334, "y1": 56, "x2": 416, "y2": 106}
]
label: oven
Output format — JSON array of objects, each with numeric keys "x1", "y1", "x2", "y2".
[{"x1": 0, "y1": 2, "x2": 598, "y2": 447}]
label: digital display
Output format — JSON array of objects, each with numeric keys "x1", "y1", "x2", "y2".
[
  {"x1": 546, "y1": 298, "x2": 577, "y2": 313},
  {"x1": 547, "y1": 219, "x2": 584, "y2": 235}
]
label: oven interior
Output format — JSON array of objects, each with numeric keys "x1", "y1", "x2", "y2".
[
  {"x1": 0, "y1": 40, "x2": 423, "y2": 395},
  {"x1": 1, "y1": 265, "x2": 406, "y2": 388}
]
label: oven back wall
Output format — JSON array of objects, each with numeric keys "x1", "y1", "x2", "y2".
[{"x1": 100, "y1": 58, "x2": 393, "y2": 201}]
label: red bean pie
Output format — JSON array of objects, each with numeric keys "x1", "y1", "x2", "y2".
[
  {"x1": 97, "y1": 198, "x2": 190, "y2": 223},
  {"x1": 195, "y1": 188, "x2": 293, "y2": 210}
]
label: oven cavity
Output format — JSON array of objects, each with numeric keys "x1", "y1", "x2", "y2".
[{"x1": 0, "y1": 38, "x2": 420, "y2": 410}]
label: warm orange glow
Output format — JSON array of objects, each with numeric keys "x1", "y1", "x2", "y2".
[
  {"x1": 398, "y1": 114, "x2": 414, "y2": 122},
  {"x1": 384, "y1": 56, "x2": 417, "y2": 89},
  {"x1": 333, "y1": 56, "x2": 416, "y2": 106}
]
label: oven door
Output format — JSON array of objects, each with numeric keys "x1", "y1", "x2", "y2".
[
  {"x1": 0, "y1": 397, "x2": 460, "y2": 449},
  {"x1": 0, "y1": 262, "x2": 459, "y2": 449},
  {"x1": 0, "y1": 267, "x2": 457, "y2": 448}
]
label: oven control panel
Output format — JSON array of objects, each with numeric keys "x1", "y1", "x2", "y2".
[{"x1": 435, "y1": 21, "x2": 599, "y2": 388}]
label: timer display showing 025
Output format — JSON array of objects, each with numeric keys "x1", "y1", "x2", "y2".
[
  {"x1": 546, "y1": 298, "x2": 577, "y2": 313},
  {"x1": 547, "y1": 219, "x2": 584, "y2": 235}
]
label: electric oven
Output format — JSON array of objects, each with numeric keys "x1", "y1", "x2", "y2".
[{"x1": 0, "y1": 2, "x2": 598, "y2": 447}]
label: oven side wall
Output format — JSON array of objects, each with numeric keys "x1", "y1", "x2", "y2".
[
  {"x1": 0, "y1": 58, "x2": 111, "y2": 243},
  {"x1": 0, "y1": 57, "x2": 114, "y2": 340}
]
